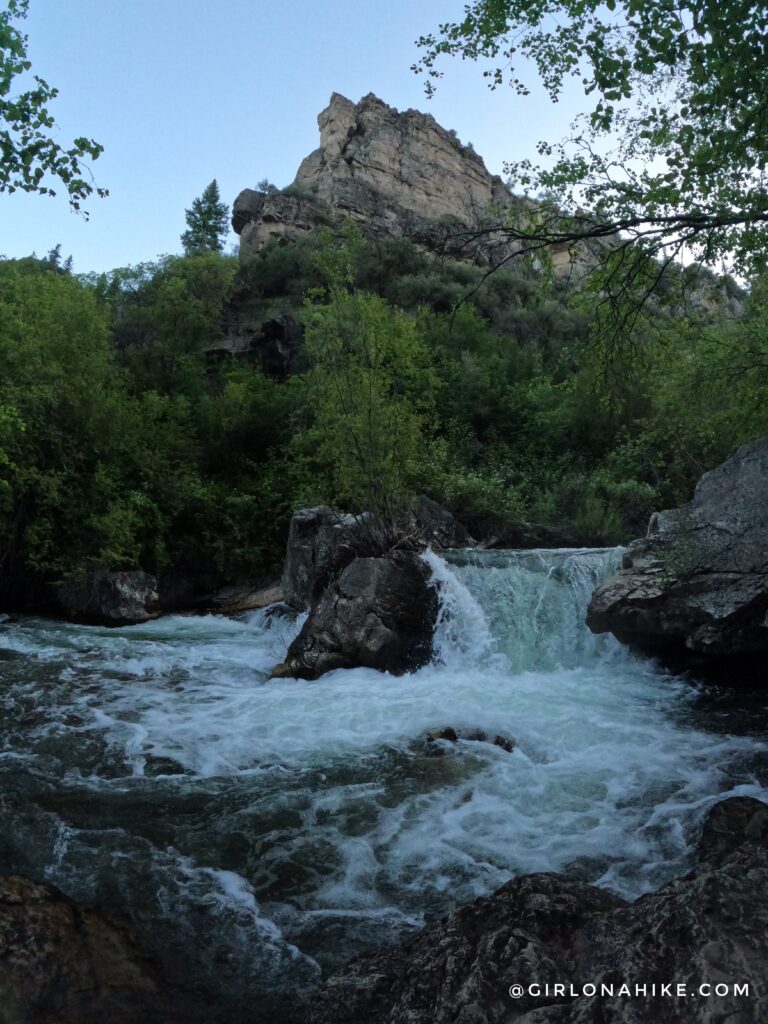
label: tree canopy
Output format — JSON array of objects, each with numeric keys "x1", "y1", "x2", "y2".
[
  {"x1": 0, "y1": 0, "x2": 106, "y2": 211},
  {"x1": 416, "y1": 1, "x2": 768, "y2": 284}
]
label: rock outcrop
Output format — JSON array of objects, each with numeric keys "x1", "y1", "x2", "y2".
[
  {"x1": 56, "y1": 570, "x2": 159, "y2": 627},
  {"x1": 272, "y1": 551, "x2": 438, "y2": 679},
  {"x1": 309, "y1": 797, "x2": 768, "y2": 1024},
  {"x1": 587, "y1": 436, "x2": 768, "y2": 672},
  {"x1": 234, "y1": 92, "x2": 527, "y2": 267},
  {"x1": 207, "y1": 312, "x2": 304, "y2": 379}
]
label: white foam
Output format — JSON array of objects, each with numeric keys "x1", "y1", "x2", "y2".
[{"x1": 2, "y1": 549, "x2": 766, "y2": 964}]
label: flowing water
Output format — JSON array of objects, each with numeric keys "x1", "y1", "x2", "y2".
[{"x1": 1, "y1": 547, "x2": 767, "y2": 1013}]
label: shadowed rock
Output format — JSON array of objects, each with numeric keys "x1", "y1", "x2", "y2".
[
  {"x1": 273, "y1": 552, "x2": 438, "y2": 679},
  {"x1": 587, "y1": 435, "x2": 768, "y2": 672},
  {"x1": 56, "y1": 570, "x2": 159, "y2": 626},
  {"x1": 309, "y1": 797, "x2": 768, "y2": 1024},
  {"x1": 282, "y1": 500, "x2": 473, "y2": 612},
  {"x1": 0, "y1": 875, "x2": 163, "y2": 1024}
]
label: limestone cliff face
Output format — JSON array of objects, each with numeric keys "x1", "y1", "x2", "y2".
[{"x1": 233, "y1": 92, "x2": 517, "y2": 259}]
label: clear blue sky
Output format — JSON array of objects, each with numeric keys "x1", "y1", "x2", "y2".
[{"x1": 0, "y1": 0, "x2": 584, "y2": 273}]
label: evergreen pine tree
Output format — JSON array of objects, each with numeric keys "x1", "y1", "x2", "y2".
[{"x1": 180, "y1": 179, "x2": 229, "y2": 255}]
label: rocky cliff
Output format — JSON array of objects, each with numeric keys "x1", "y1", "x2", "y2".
[{"x1": 233, "y1": 92, "x2": 546, "y2": 269}]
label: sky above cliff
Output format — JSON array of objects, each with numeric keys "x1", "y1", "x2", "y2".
[{"x1": 0, "y1": 0, "x2": 586, "y2": 273}]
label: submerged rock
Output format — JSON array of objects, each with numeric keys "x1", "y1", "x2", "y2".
[
  {"x1": 310, "y1": 797, "x2": 768, "y2": 1024},
  {"x1": 56, "y1": 570, "x2": 159, "y2": 626},
  {"x1": 426, "y1": 727, "x2": 516, "y2": 753},
  {"x1": 587, "y1": 435, "x2": 768, "y2": 674},
  {"x1": 272, "y1": 552, "x2": 438, "y2": 679}
]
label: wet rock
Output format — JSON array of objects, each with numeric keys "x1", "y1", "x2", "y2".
[
  {"x1": 697, "y1": 795, "x2": 768, "y2": 866},
  {"x1": 310, "y1": 797, "x2": 768, "y2": 1024},
  {"x1": 427, "y1": 726, "x2": 460, "y2": 743},
  {"x1": 0, "y1": 874, "x2": 164, "y2": 1024},
  {"x1": 56, "y1": 570, "x2": 159, "y2": 626},
  {"x1": 207, "y1": 581, "x2": 284, "y2": 615},
  {"x1": 587, "y1": 435, "x2": 768, "y2": 673},
  {"x1": 282, "y1": 507, "x2": 378, "y2": 611},
  {"x1": 272, "y1": 552, "x2": 438, "y2": 679},
  {"x1": 403, "y1": 495, "x2": 475, "y2": 550}
]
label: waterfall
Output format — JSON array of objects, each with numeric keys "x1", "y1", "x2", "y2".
[{"x1": 425, "y1": 546, "x2": 624, "y2": 674}]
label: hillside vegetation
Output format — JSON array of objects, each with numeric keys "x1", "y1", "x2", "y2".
[{"x1": 0, "y1": 228, "x2": 765, "y2": 606}]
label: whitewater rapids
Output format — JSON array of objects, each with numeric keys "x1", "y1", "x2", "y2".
[{"x1": 0, "y1": 547, "x2": 765, "y2": 1006}]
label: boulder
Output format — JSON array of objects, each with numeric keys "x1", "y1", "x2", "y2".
[
  {"x1": 56, "y1": 570, "x2": 159, "y2": 626},
  {"x1": 404, "y1": 495, "x2": 475, "y2": 550},
  {"x1": 282, "y1": 500, "x2": 473, "y2": 612},
  {"x1": 0, "y1": 875, "x2": 163, "y2": 1024},
  {"x1": 272, "y1": 551, "x2": 438, "y2": 679},
  {"x1": 587, "y1": 436, "x2": 768, "y2": 669},
  {"x1": 310, "y1": 797, "x2": 768, "y2": 1024},
  {"x1": 282, "y1": 507, "x2": 378, "y2": 611}
]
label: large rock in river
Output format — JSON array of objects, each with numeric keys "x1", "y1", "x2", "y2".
[
  {"x1": 282, "y1": 507, "x2": 378, "y2": 611},
  {"x1": 272, "y1": 551, "x2": 438, "y2": 679},
  {"x1": 587, "y1": 435, "x2": 768, "y2": 668},
  {"x1": 309, "y1": 796, "x2": 768, "y2": 1024},
  {"x1": 56, "y1": 570, "x2": 159, "y2": 626},
  {"x1": 282, "y1": 499, "x2": 473, "y2": 612}
]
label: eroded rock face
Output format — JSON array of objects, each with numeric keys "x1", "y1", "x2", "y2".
[
  {"x1": 234, "y1": 93, "x2": 522, "y2": 264},
  {"x1": 309, "y1": 798, "x2": 768, "y2": 1024},
  {"x1": 272, "y1": 551, "x2": 438, "y2": 679},
  {"x1": 0, "y1": 875, "x2": 163, "y2": 1024},
  {"x1": 587, "y1": 435, "x2": 768, "y2": 666},
  {"x1": 56, "y1": 570, "x2": 159, "y2": 626}
]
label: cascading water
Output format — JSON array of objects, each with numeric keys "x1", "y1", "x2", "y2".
[{"x1": 1, "y1": 548, "x2": 766, "y2": 1013}]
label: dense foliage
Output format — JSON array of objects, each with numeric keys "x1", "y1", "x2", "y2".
[{"x1": 1, "y1": 225, "x2": 766, "y2": 607}]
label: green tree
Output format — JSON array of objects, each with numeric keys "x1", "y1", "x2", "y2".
[
  {"x1": 1, "y1": 0, "x2": 106, "y2": 210},
  {"x1": 181, "y1": 179, "x2": 230, "y2": 255},
  {"x1": 105, "y1": 252, "x2": 237, "y2": 396},
  {"x1": 294, "y1": 231, "x2": 435, "y2": 516},
  {"x1": 417, "y1": 1, "x2": 768, "y2": 284}
]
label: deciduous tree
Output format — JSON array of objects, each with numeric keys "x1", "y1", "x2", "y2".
[
  {"x1": 0, "y1": 0, "x2": 106, "y2": 211},
  {"x1": 416, "y1": 1, "x2": 768, "y2": 301}
]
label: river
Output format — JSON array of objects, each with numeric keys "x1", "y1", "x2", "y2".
[{"x1": 1, "y1": 547, "x2": 766, "y2": 1015}]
